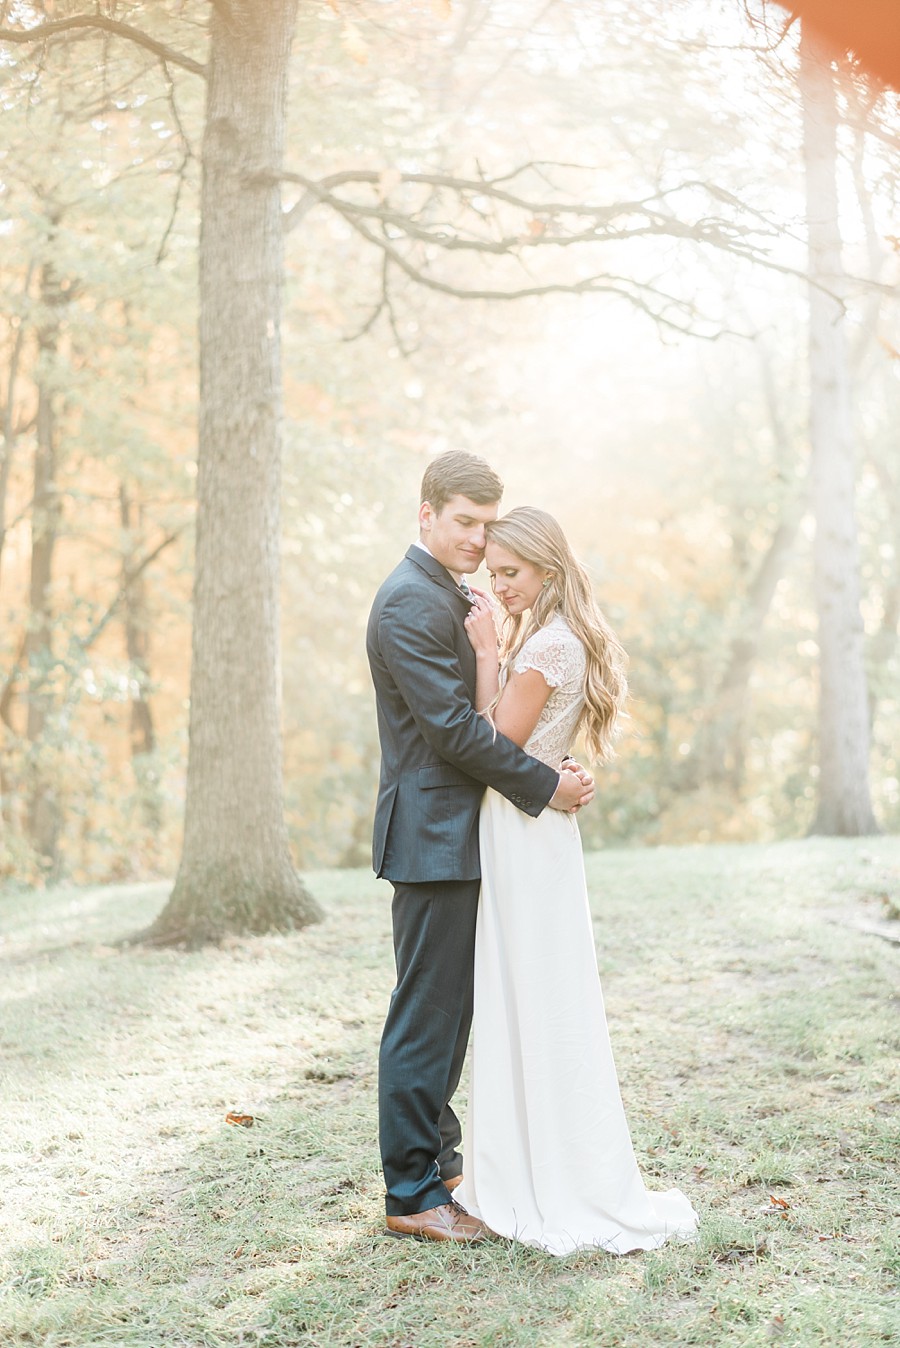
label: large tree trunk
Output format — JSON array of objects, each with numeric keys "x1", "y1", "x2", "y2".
[
  {"x1": 25, "y1": 258, "x2": 63, "y2": 873},
  {"x1": 799, "y1": 24, "x2": 878, "y2": 836},
  {"x1": 148, "y1": 0, "x2": 321, "y2": 944}
]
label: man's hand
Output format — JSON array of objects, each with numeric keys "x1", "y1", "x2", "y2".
[{"x1": 548, "y1": 765, "x2": 595, "y2": 813}]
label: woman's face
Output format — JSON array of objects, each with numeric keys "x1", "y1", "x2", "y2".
[{"x1": 485, "y1": 541, "x2": 548, "y2": 615}]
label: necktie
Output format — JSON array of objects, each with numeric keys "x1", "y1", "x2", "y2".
[{"x1": 459, "y1": 578, "x2": 472, "y2": 599}]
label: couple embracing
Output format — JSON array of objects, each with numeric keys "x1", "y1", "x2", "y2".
[{"x1": 366, "y1": 451, "x2": 698, "y2": 1255}]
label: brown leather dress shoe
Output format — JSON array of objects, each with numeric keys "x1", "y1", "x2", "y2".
[
  {"x1": 444, "y1": 1174, "x2": 463, "y2": 1193},
  {"x1": 385, "y1": 1200, "x2": 489, "y2": 1243}
]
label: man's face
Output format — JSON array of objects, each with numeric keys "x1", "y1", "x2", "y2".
[{"x1": 419, "y1": 494, "x2": 500, "y2": 576}]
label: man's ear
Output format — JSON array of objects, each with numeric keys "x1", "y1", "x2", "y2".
[{"x1": 419, "y1": 501, "x2": 434, "y2": 532}]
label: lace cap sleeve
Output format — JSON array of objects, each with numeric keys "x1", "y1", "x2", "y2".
[{"x1": 513, "y1": 621, "x2": 585, "y2": 688}]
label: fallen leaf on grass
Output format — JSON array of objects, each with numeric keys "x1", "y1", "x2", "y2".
[
  {"x1": 766, "y1": 1315, "x2": 786, "y2": 1339},
  {"x1": 225, "y1": 1112, "x2": 255, "y2": 1128},
  {"x1": 713, "y1": 1235, "x2": 768, "y2": 1263},
  {"x1": 879, "y1": 891, "x2": 900, "y2": 920},
  {"x1": 692, "y1": 1164, "x2": 708, "y2": 1179},
  {"x1": 767, "y1": 1195, "x2": 790, "y2": 1214}
]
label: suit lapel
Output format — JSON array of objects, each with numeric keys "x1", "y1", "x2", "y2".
[{"x1": 405, "y1": 544, "x2": 473, "y2": 607}]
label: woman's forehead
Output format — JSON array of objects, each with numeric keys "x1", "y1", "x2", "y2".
[{"x1": 485, "y1": 541, "x2": 525, "y2": 568}]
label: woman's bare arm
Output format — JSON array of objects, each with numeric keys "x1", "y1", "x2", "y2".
[
  {"x1": 464, "y1": 593, "x2": 501, "y2": 711},
  {"x1": 491, "y1": 667, "x2": 553, "y2": 747}
]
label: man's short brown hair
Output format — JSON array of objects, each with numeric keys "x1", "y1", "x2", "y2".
[{"x1": 420, "y1": 451, "x2": 504, "y2": 514}]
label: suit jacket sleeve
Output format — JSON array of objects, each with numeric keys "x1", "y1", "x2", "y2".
[{"x1": 377, "y1": 592, "x2": 559, "y2": 815}]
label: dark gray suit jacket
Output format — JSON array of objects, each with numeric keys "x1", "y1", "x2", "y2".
[{"x1": 366, "y1": 545, "x2": 560, "y2": 883}]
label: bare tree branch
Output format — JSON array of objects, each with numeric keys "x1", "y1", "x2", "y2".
[
  {"x1": 0, "y1": 15, "x2": 206, "y2": 77},
  {"x1": 336, "y1": 207, "x2": 726, "y2": 336},
  {"x1": 78, "y1": 525, "x2": 188, "y2": 653},
  {"x1": 281, "y1": 166, "x2": 738, "y2": 232},
  {"x1": 343, "y1": 250, "x2": 391, "y2": 343},
  {"x1": 0, "y1": 523, "x2": 187, "y2": 741},
  {"x1": 278, "y1": 163, "x2": 896, "y2": 312},
  {"x1": 279, "y1": 165, "x2": 785, "y2": 266},
  {"x1": 275, "y1": 165, "x2": 807, "y2": 334},
  {"x1": 155, "y1": 59, "x2": 195, "y2": 263}
]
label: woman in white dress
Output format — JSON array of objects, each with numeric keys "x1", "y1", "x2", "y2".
[{"x1": 455, "y1": 507, "x2": 698, "y2": 1256}]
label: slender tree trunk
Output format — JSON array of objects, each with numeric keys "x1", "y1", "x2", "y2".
[
  {"x1": 119, "y1": 484, "x2": 156, "y2": 758},
  {"x1": 685, "y1": 338, "x2": 805, "y2": 793},
  {"x1": 25, "y1": 258, "x2": 63, "y2": 872},
  {"x1": 0, "y1": 264, "x2": 34, "y2": 836},
  {"x1": 689, "y1": 500, "x2": 804, "y2": 789},
  {"x1": 147, "y1": 1, "x2": 321, "y2": 944},
  {"x1": 868, "y1": 458, "x2": 900, "y2": 729},
  {"x1": 0, "y1": 261, "x2": 35, "y2": 590},
  {"x1": 799, "y1": 24, "x2": 878, "y2": 836},
  {"x1": 120, "y1": 483, "x2": 161, "y2": 836}
]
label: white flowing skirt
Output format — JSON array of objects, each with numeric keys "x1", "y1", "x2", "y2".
[{"x1": 456, "y1": 788, "x2": 698, "y2": 1256}]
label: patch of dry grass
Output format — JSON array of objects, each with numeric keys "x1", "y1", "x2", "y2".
[{"x1": 1, "y1": 838, "x2": 898, "y2": 1347}]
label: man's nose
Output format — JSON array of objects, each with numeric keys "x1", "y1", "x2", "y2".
[{"x1": 470, "y1": 527, "x2": 486, "y2": 549}]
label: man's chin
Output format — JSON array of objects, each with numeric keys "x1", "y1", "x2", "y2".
[{"x1": 459, "y1": 555, "x2": 483, "y2": 573}]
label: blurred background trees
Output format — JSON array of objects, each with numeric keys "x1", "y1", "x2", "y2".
[{"x1": 1, "y1": 0, "x2": 898, "y2": 894}]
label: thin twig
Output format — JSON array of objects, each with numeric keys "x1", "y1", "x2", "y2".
[{"x1": 155, "y1": 58, "x2": 194, "y2": 264}]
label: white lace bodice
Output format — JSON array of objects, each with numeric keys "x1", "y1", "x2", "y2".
[{"x1": 510, "y1": 613, "x2": 586, "y2": 767}]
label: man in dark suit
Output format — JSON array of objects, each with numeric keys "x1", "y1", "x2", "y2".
[{"x1": 366, "y1": 451, "x2": 593, "y2": 1242}]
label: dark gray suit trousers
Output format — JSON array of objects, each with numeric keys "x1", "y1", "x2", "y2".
[{"x1": 378, "y1": 878, "x2": 480, "y2": 1217}]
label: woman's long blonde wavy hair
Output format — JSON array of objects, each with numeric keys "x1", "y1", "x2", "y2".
[{"x1": 485, "y1": 507, "x2": 628, "y2": 764}]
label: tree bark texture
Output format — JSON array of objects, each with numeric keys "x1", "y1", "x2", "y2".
[
  {"x1": 799, "y1": 24, "x2": 878, "y2": 836},
  {"x1": 149, "y1": 0, "x2": 322, "y2": 943}
]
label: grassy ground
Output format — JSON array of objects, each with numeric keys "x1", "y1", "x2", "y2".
[{"x1": 1, "y1": 838, "x2": 898, "y2": 1348}]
